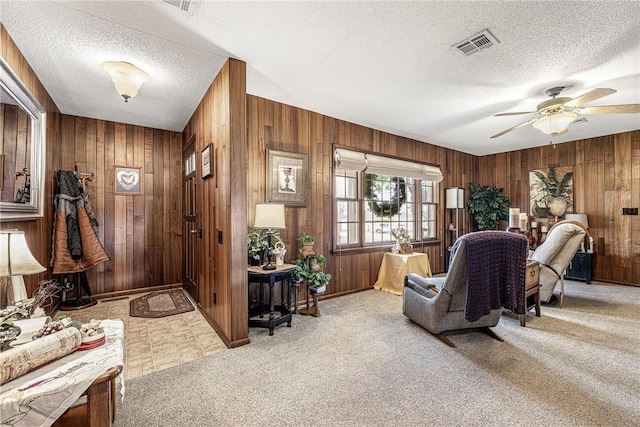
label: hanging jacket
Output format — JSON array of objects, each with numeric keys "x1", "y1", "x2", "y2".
[{"x1": 51, "y1": 171, "x2": 109, "y2": 274}]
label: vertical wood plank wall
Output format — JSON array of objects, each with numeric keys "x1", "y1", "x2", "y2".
[
  {"x1": 477, "y1": 131, "x2": 640, "y2": 286},
  {"x1": 56, "y1": 116, "x2": 183, "y2": 294},
  {"x1": 183, "y1": 59, "x2": 249, "y2": 348},
  {"x1": 246, "y1": 95, "x2": 478, "y2": 298},
  {"x1": 1, "y1": 24, "x2": 60, "y2": 296}
]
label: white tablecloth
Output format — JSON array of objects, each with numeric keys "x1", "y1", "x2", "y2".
[{"x1": 0, "y1": 319, "x2": 124, "y2": 427}]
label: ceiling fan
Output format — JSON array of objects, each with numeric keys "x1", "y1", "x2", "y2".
[{"x1": 491, "y1": 86, "x2": 640, "y2": 139}]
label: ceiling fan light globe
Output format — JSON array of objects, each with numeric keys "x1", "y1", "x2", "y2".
[{"x1": 532, "y1": 113, "x2": 577, "y2": 136}]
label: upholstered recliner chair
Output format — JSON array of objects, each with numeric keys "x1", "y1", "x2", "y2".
[
  {"x1": 403, "y1": 231, "x2": 528, "y2": 347},
  {"x1": 530, "y1": 220, "x2": 587, "y2": 305}
]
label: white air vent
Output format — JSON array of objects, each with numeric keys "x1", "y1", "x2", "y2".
[
  {"x1": 163, "y1": 0, "x2": 199, "y2": 13},
  {"x1": 453, "y1": 29, "x2": 500, "y2": 56}
]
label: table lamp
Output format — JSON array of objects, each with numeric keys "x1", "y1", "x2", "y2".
[
  {"x1": 254, "y1": 203, "x2": 286, "y2": 270},
  {"x1": 0, "y1": 230, "x2": 47, "y2": 309}
]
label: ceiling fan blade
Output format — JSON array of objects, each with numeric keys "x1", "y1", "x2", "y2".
[
  {"x1": 494, "y1": 111, "x2": 537, "y2": 117},
  {"x1": 490, "y1": 118, "x2": 538, "y2": 139},
  {"x1": 565, "y1": 88, "x2": 616, "y2": 107},
  {"x1": 576, "y1": 104, "x2": 640, "y2": 114}
]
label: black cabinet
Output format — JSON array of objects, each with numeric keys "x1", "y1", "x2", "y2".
[{"x1": 564, "y1": 252, "x2": 592, "y2": 284}]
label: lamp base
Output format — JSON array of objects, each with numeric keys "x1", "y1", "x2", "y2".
[{"x1": 262, "y1": 263, "x2": 277, "y2": 271}]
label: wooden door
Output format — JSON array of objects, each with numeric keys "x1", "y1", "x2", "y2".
[{"x1": 183, "y1": 138, "x2": 199, "y2": 302}]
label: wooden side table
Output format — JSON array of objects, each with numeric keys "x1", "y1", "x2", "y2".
[
  {"x1": 520, "y1": 261, "x2": 541, "y2": 327},
  {"x1": 247, "y1": 264, "x2": 295, "y2": 336}
]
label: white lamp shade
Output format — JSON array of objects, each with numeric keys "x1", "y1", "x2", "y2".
[
  {"x1": 254, "y1": 204, "x2": 286, "y2": 229},
  {"x1": 0, "y1": 230, "x2": 46, "y2": 277},
  {"x1": 102, "y1": 61, "x2": 150, "y2": 101},
  {"x1": 565, "y1": 213, "x2": 589, "y2": 229},
  {"x1": 532, "y1": 113, "x2": 577, "y2": 136},
  {"x1": 445, "y1": 187, "x2": 464, "y2": 209}
]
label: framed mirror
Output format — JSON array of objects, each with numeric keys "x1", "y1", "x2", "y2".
[{"x1": 0, "y1": 57, "x2": 46, "y2": 221}]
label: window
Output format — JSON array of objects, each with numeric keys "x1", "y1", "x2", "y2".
[
  {"x1": 335, "y1": 170, "x2": 360, "y2": 245},
  {"x1": 334, "y1": 149, "x2": 442, "y2": 249}
]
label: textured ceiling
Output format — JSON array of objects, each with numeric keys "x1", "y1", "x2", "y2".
[{"x1": 1, "y1": 1, "x2": 639, "y2": 155}]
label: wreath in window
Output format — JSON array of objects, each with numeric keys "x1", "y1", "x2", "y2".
[{"x1": 365, "y1": 174, "x2": 406, "y2": 217}]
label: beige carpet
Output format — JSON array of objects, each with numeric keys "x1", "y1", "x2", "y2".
[{"x1": 115, "y1": 280, "x2": 640, "y2": 426}]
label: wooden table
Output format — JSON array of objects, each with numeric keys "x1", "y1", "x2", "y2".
[
  {"x1": 373, "y1": 253, "x2": 432, "y2": 295},
  {"x1": 0, "y1": 320, "x2": 124, "y2": 427},
  {"x1": 248, "y1": 264, "x2": 295, "y2": 335},
  {"x1": 520, "y1": 261, "x2": 541, "y2": 327},
  {"x1": 52, "y1": 365, "x2": 123, "y2": 427}
]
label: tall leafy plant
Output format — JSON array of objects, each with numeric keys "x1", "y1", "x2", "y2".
[{"x1": 467, "y1": 183, "x2": 511, "y2": 230}]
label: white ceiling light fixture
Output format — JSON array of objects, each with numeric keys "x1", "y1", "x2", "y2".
[
  {"x1": 101, "y1": 61, "x2": 150, "y2": 102},
  {"x1": 532, "y1": 112, "x2": 577, "y2": 136}
]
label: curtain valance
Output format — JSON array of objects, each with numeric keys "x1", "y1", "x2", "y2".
[{"x1": 334, "y1": 148, "x2": 443, "y2": 182}]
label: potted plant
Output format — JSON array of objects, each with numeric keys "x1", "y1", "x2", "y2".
[
  {"x1": 297, "y1": 232, "x2": 315, "y2": 257},
  {"x1": 533, "y1": 167, "x2": 573, "y2": 217},
  {"x1": 247, "y1": 227, "x2": 283, "y2": 266},
  {"x1": 292, "y1": 254, "x2": 331, "y2": 293},
  {"x1": 247, "y1": 228, "x2": 267, "y2": 266},
  {"x1": 467, "y1": 183, "x2": 511, "y2": 230}
]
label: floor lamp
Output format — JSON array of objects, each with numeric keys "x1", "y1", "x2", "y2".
[
  {"x1": 0, "y1": 230, "x2": 47, "y2": 309},
  {"x1": 254, "y1": 203, "x2": 286, "y2": 270}
]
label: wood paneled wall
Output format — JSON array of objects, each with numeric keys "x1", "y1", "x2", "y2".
[
  {"x1": 1, "y1": 24, "x2": 60, "y2": 297},
  {"x1": 477, "y1": 131, "x2": 640, "y2": 286},
  {"x1": 2, "y1": 24, "x2": 184, "y2": 299},
  {"x1": 56, "y1": 115, "x2": 183, "y2": 293},
  {"x1": 183, "y1": 59, "x2": 249, "y2": 348},
  {"x1": 246, "y1": 95, "x2": 478, "y2": 297}
]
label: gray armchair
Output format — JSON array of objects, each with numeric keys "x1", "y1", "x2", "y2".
[
  {"x1": 403, "y1": 231, "x2": 528, "y2": 347},
  {"x1": 530, "y1": 220, "x2": 587, "y2": 305}
]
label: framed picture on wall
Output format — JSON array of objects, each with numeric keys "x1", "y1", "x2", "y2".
[
  {"x1": 266, "y1": 149, "x2": 309, "y2": 207},
  {"x1": 202, "y1": 143, "x2": 214, "y2": 179},
  {"x1": 115, "y1": 166, "x2": 143, "y2": 195}
]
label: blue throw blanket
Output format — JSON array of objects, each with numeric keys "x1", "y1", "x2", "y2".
[{"x1": 450, "y1": 231, "x2": 527, "y2": 322}]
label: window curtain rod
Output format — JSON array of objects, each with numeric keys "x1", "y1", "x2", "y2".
[{"x1": 334, "y1": 148, "x2": 443, "y2": 182}]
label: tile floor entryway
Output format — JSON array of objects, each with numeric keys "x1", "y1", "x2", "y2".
[{"x1": 55, "y1": 290, "x2": 227, "y2": 380}]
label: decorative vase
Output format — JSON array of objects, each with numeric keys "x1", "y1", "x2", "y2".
[
  {"x1": 310, "y1": 285, "x2": 326, "y2": 294},
  {"x1": 534, "y1": 206, "x2": 549, "y2": 218},
  {"x1": 273, "y1": 242, "x2": 286, "y2": 266},
  {"x1": 547, "y1": 198, "x2": 568, "y2": 217}
]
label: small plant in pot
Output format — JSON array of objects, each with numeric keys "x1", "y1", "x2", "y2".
[
  {"x1": 297, "y1": 232, "x2": 315, "y2": 257},
  {"x1": 292, "y1": 255, "x2": 331, "y2": 293},
  {"x1": 247, "y1": 228, "x2": 267, "y2": 266},
  {"x1": 247, "y1": 227, "x2": 283, "y2": 266}
]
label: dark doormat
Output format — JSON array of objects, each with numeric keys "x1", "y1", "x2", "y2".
[{"x1": 130, "y1": 289, "x2": 195, "y2": 318}]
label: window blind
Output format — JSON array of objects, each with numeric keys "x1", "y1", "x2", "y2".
[{"x1": 334, "y1": 148, "x2": 443, "y2": 182}]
